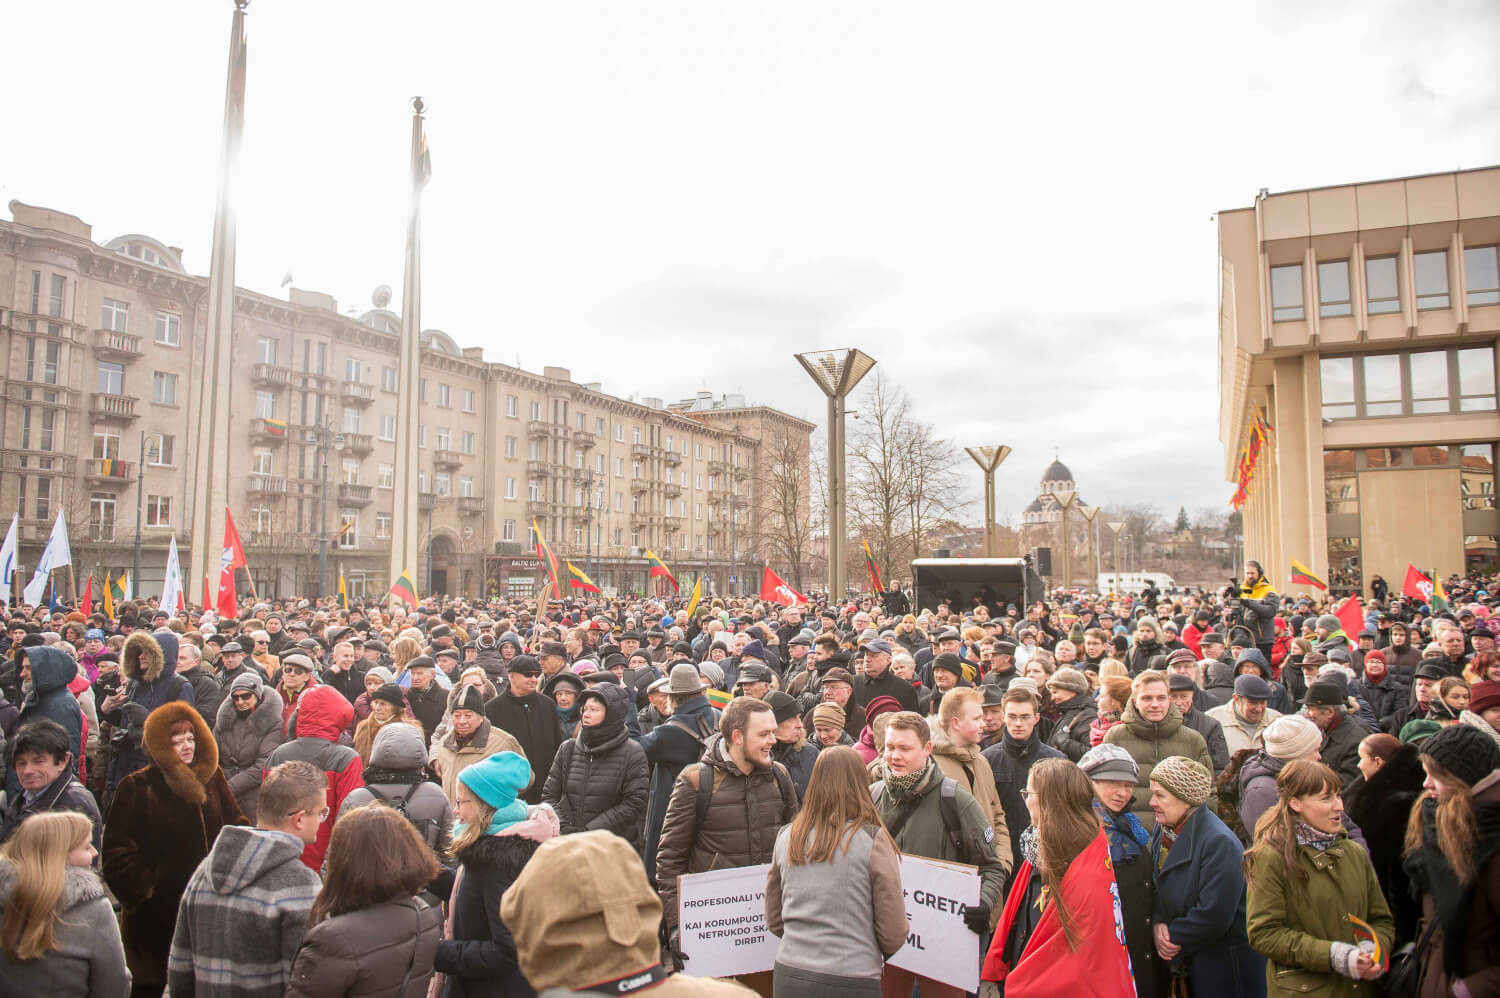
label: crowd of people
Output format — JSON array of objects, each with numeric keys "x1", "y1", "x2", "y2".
[{"x1": 0, "y1": 558, "x2": 1498, "y2": 997}]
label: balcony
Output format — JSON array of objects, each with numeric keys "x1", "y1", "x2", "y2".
[
  {"x1": 708, "y1": 489, "x2": 729, "y2": 505},
  {"x1": 527, "y1": 420, "x2": 551, "y2": 439},
  {"x1": 527, "y1": 459, "x2": 550, "y2": 478},
  {"x1": 343, "y1": 431, "x2": 374, "y2": 455},
  {"x1": 631, "y1": 443, "x2": 651, "y2": 460},
  {"x1": 88, "y1": 523, "x2": 117, "y2": 542},
  {"x1": 247, "y1": 474, "x2": 288, "y2": 495},
  {"x1": 630, "y1": 476, "x2": 650, "y2": 494},
  {"x1": 663, "y1": 450, "x2": 681, "y2": 466},
  {"x1": 93, "y1": 328, "x2": 143, "y2": 359},
  {"x1": 84, "y1": 458, "x2": 135, "y2": 488},
  {"x1": 418, "y1": 491, "x2": 437, "y2": 512},
  {"x1": 341, "y1": 381, "x2": 375, "y2": 406},
  {"x1": 3, "y1": 380, "x2": 78, "y2": 408},
  {"x1": 708, "y1": 460, "x2": 729, "y2": 477},
  {"x1": 664, "y1": 482, "x2": 682, "y2": 499},
  {"x1": 251, "y1": 363, "x2": 292, "y2": 387},
  {"x1": 458, "y1": 496, "x2": 485, "y2": 516},
  {"x1": 630, "y1": 511, "x2": 657, "y2": 530},
  {"x1": 733, "y1": 464, "x2": 749, "y2": 480},
  {"x1": 573, "y1": 429, "x2": 597, "y2": 449},
  {"x1": 248, "y1": 418, "x2": 290, "y2": 443},
  {"x1": 664, "y1": 515, "x2": 684, "y2": 533},
  {"x1": 434, "y1": 449, "x2": 462, "y2": 469},
  {"x1": 526, "y1": 498, "x2": 555, "y2": 519},
  {"x1": 89, "y1": 393, "x2": 139, "y2": 422},
  {"x1": 338, "y1": 483, "x2": 374, "y2": 506},
  {"x1": 245, "y1": 531, "x2": 273, "y2": 549}
]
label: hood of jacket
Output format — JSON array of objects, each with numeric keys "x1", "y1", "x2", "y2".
[
  {"x1": 1205, "y1": 660, "x2": 1236, "y2": 690},
  {"x1": 293, "y1": 683, "x2": 353, "y2": 743},
  {"x1": 24, "y1": 645, "x2": 78, "y2": 696},
  {"x1": 202, "y1": 824, "x2": 308, "y2": 895},
  {"x1": 143, "y1": 700, "x2": 219, "y2": 804},
  {"x1": 123, "y1": 630, "x2": 174, "y2": 684},
  {"x1": 371, "y1": 719, "x2": 429, "y2": 769},
  {"x1": 1120, "y1": 699, "x2": 1184, "y2": 739},
  {"x1": 930, "y1": 725, "x2": 980, "y2": 765},
  {"x1": 0, "y1": 861, "x2": 107, "y2": 915},
  {"x1": 1238, "y1": 750, "x2": 1285, "y2": 793},
  {"x1": 214, "y1": 679, "x2": 285, "y2": 737}
]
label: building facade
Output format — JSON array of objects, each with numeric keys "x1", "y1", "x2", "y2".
[
  {"x1": 0, "y1": 200, "x2": 814, "y2": 602},
  {"x1": 1218, "y1": 167, "x2": 1500, "y2": 597}
]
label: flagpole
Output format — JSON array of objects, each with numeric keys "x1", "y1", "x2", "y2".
[{"x1": 389, "y1": 97, "x2": 426, "y2": 593}]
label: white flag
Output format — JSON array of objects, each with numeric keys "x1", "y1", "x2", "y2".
[
  {"x1": 0, "y1": 514, "x2": 18, "y2": 604},
  {"x1": 22, "y1": 511, "x2": 72, "y2": 606},
  {"x1": 160, "y1": 535, "x2": 184, "y2": 613}
]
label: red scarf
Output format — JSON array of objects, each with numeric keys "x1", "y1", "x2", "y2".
[{"x1": 983, "y1": 831, "x2": 1135, "y2": 996}]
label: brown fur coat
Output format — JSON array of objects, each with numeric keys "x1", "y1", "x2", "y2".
[{"x1": 102, "y1": 700, "x2": 247, "y2": 988}]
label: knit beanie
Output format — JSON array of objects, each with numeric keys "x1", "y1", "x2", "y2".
[
  {"x1": 1317, "y1": 614, "x2": 1342, "y2": 633},
  {"x1": 459, "y1": 752, "x2": 532, "y2": 812},
  {"x1": 1470, "y1": 680, "x2": 1500, "y2": 716},
  {"x1": 365, "y1": 665, "x2": 395, "y2": 686},
  {"x1": 1262, "y1": 715, "x2": 1323, "y2": 761},
  {"x1": 1046, "y1": 667, "x2": 1089, "y2": 695},
  {"x1": 1419, "y1": 723, "x2": 1500, "y2": 787},
  {"x1": 1008, "y1": 676, "x2": 1040, "y2": 697},
  {"x1": 764, "y1": 690, "x2": 801, "y2": 726},
  {"x1": 370, "y1": 683, "x2": 406, "y2": 711},
  {"x1": 812, "y1": 702, "x2": 846, "y2": 731},
  {"x1": 1078, "y1": 743, "x2": 1138, "y2": 783},
  {"x1": 452, "y1": 684, "x2": 486, "y2": 715},
  {"x1": 1149, "y1": 756, "x2": 1212, "y2": 807}
]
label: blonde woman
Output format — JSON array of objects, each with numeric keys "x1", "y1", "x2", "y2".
[{"x1": 0, "y1": 811, "x2": 129, "y2": 997}]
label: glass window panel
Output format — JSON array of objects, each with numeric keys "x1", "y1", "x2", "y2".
[
  {"x1": 1328, "y1": 538, "x2": 1362, "y2": 596},
  {"x1": 1465, "y1": 246, "x2": 1500, "y2": 306},
  {"x1": 1412, "y1": 445, "x2": 1451, "y2": 466},
  {"x1": 1414, "y1": 250, "x2": 1450, "y2": 309},
  {"x1": 1459, "y1": 347, "x2": 1495, "y2": 397},
  {"x1": 1409, "y1": 350, "x2": 1449, "y2": 414},
  {"x1": 1324, "y1": 450, "x2": 1358, "y2": 515},
  {"x1": 1462, "y1": 444, "x2": 1496, "y2": 511},
  {"x1": 1318, "y1": 260, "x2": 1351, "y2": 317},
  {"x1": 1271, "y1": 264, "x2": 1304, "y2": 321},
  {"x1": 1320, "y1": 356, "x2": 1355, "y2": 405},
  {"x1": 1363, "y1": 354, "x2": 1401, "y2": 415},
  {"x1": 1365, "y1": 256, "x2": 1400, "y2": 314}
]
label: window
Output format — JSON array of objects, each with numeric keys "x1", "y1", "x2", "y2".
[
  {"x1": 48, "y1": 275, "x2": 65, "y2": 317},
  {"x1": 379, "y1": 414, "x2": 396, "y2": 440},
  {"x1": 145, "y1": 495, "x2": 172, "y2": 527},
  {"x1": 577, "y1": 413, "x2": 587, "y2": 431},
  {"x1": 461, "y1": 431, "x2": 475, "y2": 454},
  {"x1": 304, "y1": 340, "x2": 326, "y2": 375},
  {"x1": 460, "y1": 476, "x2": 474, "y2": 498},
  {"x1": 154, "y1": 435, "x2": 175, "y2": 466},
  {"x1": 101, "y1": 298, "x2": 130, "y2": 332},
  {"x1": 1458, "y1": 348, "x2": 1497, "y2": 411},
  {"x1": 1270, "y1": 264, "x2": 1304, "y2": 321},
  {"x1": 505, "y1": 477, "x2": 517, "y2": 499},
  {"x1": 503, "y1": 519, "x2": 516, "y2": 541},
  {"x1": 1466, "y1": 246, "x2": 1500, "y2": 306},
  {"x1": 381, "y1": 366, "x2": 397, "y2": 392},
  {"x1": 343, "y1": 408, "x2": 361, "y2": 433},
  {"x1": 463, "y1": 389, "x2": 475, "y2": 412},
  {"x1": 575, "y1": 450, "x2": 585, "y2": 469},
  {"x1": 1321, "y1": 346, "x2": 1498, "y2": 419},
  {"x1": 1319, "y1": 357, "x2": 1355, "y2": 420},
  {"x1": 154, "y1": 312, "x2": 180, "y2": 346},
  {"x1": 1410, "y1": 352, "x2": 1449, "y2": 414},
  {"x1": 337, "y1": 513, "x2": 358, "y2": 548},
  {"x1": 152, "y1": 372, "x2": 178, "y2": 404},
  {"x1": 255, "y1": 391, "x2": 275, "y2": 419},
  {"x1": 32, "y1": 477, "x2": 52, "y2": 520},
  {"x1": 696, "y1": 444, "x2": 704, "y2": 460},
  {"x1": 1318, "y1": 260, "x2": 1351, "y2": 317},
  {"x1": 506, "y1": 394, "x2": 518, "y2": 418},
  {"x1": 529, "y1": 440, "x2": 540, "y2": 460},
  {"x1": 615, "y1": 491, "x2": 623, "y2": 511},
  {"x1": 697, "y1": 474, "x2": 705, "y2": 489},
  {"x1": 695, "y1": 503, "x2": 703, "y2": 521},
  {"x1": 418, "y1": 424, "x2": 427, "y2": 448},
  {"x1": 632, "y1": 462, "x2": 641, "y2": 478},
  {"x1": 252, "y1": 507, "x2": 271, "y2": 533},
  {"x1": 253, "y1": 448, "x2": 273, "y2": 475},
  {"x1": 435, "y1": 427, "x2": 451, "y2": 451},
  {"x1": 435, "y1": 473, "x2": 451, "y2": 496},
  {"x1": 419, "y1": 379, "x2": 427, "y2": 403},
  {"x1": 375, "y1": 513, "x2": 391, "y2": 539},
  {"x1": 529, "y1": 401, "x2": 541, "y2": 421},
  {"x1": 666, "y1": 434, "x2": 674, "y2": 452},
  {"x1": 528, "y1": 479, "x2": 540, "y2": 501},
  {"x1": 89, "y1": 493, "x2": 114, "y2": 540},
  {"x1": 438, "y1": 384, "x2": 451, "y2": 408},
  {"x1": 632, "y1": 427, "x2": 641, "y2": 444},
  {"x1": 615, "y1": 422, "x2": 625, "y2": 442},
  {"x1": 25, "y1": 338, "x2": 61, "y2": 384},
  {"x1": 1414, "y1": 250, "x2": 1450, "y2": 310},
  {"x1": 595, "y1": 454, "x2": 605, "y2": 473},
  {"x1": 1362, "y1": 355, "x2": 1401, "y2": 416},
  {"x1": 378, "y1": 464, "x2": 394, "y2": 489},
  {"x1": 595, "y1": 417, "x2": 605, "y2": 435},
  {"x1": 1366, "y1": 256, "x2": 1400, "y2": 315},
  {"x1": 93, "y1": 429, "x2": 121, "y2": 460},
  {"x1": 616, "y1": 457, "x2": 624, "y2": 477},
  {"x1": 345, "y1": 357, "x2": 361, "y2": 382},
  {"x1": 505, "y1": 436, "x2": 517, "y2": 458},
  {"x1": 97, "y1": 361, "x2": 124, "y2": 395},
  {"x1": 257, "y1": 337, "x2": 278, "y2": 364},
  {"x1": 575, "y1": 524, "x2": 585, "y2": 545},
  {"x1": 342, "y1": 459, "x2": 359, "y2": 485}
]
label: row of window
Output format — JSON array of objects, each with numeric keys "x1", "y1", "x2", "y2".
[
  {"x1": 1272, "y1": 245, "x2": 1500, "y2": 322},
  {"x1": 1319, "y1": 346, "x2": 1496, "y2": 420}
]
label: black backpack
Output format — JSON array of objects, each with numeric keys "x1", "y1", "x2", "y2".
[
  {"x1": 693, "y1": 761, "x2": 796, "y2": 827},
  {"x1": 871, "y1": 777, "x2": 966, "y2": 855},
  {"x1": 367, "y1": 783, "x2": 443, "y2": 850}
]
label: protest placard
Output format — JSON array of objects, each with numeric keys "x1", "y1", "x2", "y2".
[
  {"x1": 888, "y1": 854, "x2": 982, "y2": 992},
  {"x1": 677, "y1": 864, "x2": 779, "y2": 978}
]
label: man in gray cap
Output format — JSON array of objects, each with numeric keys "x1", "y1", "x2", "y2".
[
  {"x1": 735, "y1": 662, "x2": 774, "y2": 700},
  {"x1": 215, "y1": 640, "x2": 263, "y2": 690},
  {"x1": 1206, "y1": 674, "x2": 1282, "y2": 757}
]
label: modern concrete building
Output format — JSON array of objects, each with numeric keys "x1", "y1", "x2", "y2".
[
  {"x1": 1218, "y1": 167, "x2": 1500, "y2": 597},
  {"x1": 0, "y1": 200, "x2": 814, "y2": 601}
]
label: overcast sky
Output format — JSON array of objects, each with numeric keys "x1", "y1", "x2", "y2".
[{"x1": 7, "y1": 0, "x2": 1498, "y2": 523}]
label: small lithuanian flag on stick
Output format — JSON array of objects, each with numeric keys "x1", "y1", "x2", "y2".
[{"x1": 389, "y1": 569, "x2": 417, "y2": 608}]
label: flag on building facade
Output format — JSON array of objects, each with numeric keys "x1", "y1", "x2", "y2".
[
  {"x1": 161, "y1": 535, "x2": 184, "y2": 613},
  {"x1": 389, "y1": 570, "x2": 418, "y2": 609},
  {"x1": 760, "y1": 566, "x2": 807, "y2": 606},
  {"x1": 531, "y1": 520, "x2": 561, "y2": 599},
  {"x1": 863, "y1": 540, "x2": 883, "y2": 593},
  {"x1": 1288, "y1": 558, "x2": 1327, "y2": 592},
  {"x1": 261, "y1": 418, "x2": 287, "y2": 437},
  {"x1": 23, "y1": 510, "x2": 72, "y2": 606},
  {"x1": 685, "y1": 576, "x2": 703, "y2": 619},
  {"x1": 566, "y1": 563, "x2": 600, "y2": 593},
  {"x1": 645, "y1": 550, "x2": 678, "y2": 592},
  {"x1": 0, "y1": 514, "x2": 18, "y2": 605}
]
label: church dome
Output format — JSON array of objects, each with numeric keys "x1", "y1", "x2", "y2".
[
  {"x1": 1042, "y1": 459, "x2": 1073, "y2": 483},
  {"x1": 1024, "y1": 497, "x2": 1044, "y2": 514}
]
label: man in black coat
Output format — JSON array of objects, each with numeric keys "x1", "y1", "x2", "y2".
[
  {"x1": 1304, "y1": 678, "x2": 1369, "y2": 789},
  {"x1": 483, "y1": 654, "x2": 564, "y2": 805},
  {"x1": 403, "y1": 656, "x2": 449, "y2": 746},
  {"x1": 981, "y1": 683, "x2": 1063, "y2": 874},
  {"x1": 852, "y1": 639, "x2": 918, "y2": 713},
  {"x1": 320, "y1": 639, "x2": 366, "y2": 705}
]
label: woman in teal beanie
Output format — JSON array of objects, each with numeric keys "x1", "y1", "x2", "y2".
[{"x1": 431, "y1": 752, "x2": 558, "y2": 998}]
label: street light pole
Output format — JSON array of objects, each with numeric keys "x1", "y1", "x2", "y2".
[
  {"x1": 1053, "y1": 490, "x2": 1078, "y2": 591},
  {"x1": 1107, "y1": 521, "x2": 1124, "y2": 596},
  {"x1": 317, "y1": 416, "x2": 329, "y2": 600},
  {"x1": 964, "y1": 445, "x2": 1012, "y2": 557},
  {"x1": 132, "y1": 431, "x2": 159, "y2": 592},
  {"x1": 1079, "y1": 505, "x2": 1099, "y2": 592}
]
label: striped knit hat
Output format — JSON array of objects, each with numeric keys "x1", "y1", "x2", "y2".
[{"x1": 1150, "y1": 756, "x2": 1213, "y2": 807}]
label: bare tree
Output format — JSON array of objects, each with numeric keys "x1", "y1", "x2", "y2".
[
  {"x1": 752, "y1": 427, "x2": 814, "y2": 591},
  {"x1": 848, "y1": 371, "x2": 911, "y2": 574},
  {"x1": 900, "y1": 422, "x2": 969, "y2": 560}
]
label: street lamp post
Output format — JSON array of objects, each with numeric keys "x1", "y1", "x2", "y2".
[
  {"x1": 794, "y1": 349, "x2": 877, "y2": 600},
  {"x1": 1079, "y1": 505, "x2": 1099, "y2": 592},
  {"x1": 1106, "y1": 521, "x2": 1124, "y2": 596},
  {"x1": 1052, "y1": 490, "x2": 1078, "y2": 590},
  {"x1": 964, "y1": 445, "x2": 1012, "y2": 557},
  {"x1": 132, "y1": 431, "x2": 161, "y2": 591},
  {"x1": 314, "y1": 417, "x2": 345, "y2": 600}
]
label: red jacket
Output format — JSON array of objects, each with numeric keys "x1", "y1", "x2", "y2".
[
  {"x1": 263, "y1": 684, "x2": 362, "y2": 871},
  {"x1": 1181, "y1": 623, "x2": 1206, "y2": 660},
  {"x1": 983, "y1": 831, "x2": 1135, "y2": 996}
]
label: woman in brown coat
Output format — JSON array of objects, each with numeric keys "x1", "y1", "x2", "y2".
[
  {"x1": 286, "y1": 805, "x2": 442, "y2": 998},
  {"x1": 102, "y1": 700, "x2": 246, "y2": 997}
]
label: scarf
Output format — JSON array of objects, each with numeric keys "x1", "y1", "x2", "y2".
[
  {"x1": 885, "y1": 759, "x2": 933, "y2": 801},
  {"x1": 361, "y1": 766, "x2": 424, "y2": 787},
  {"x1": 581, "y1": 715, "x2": 624, "y2": 749},
  {"x1": 1001, "y1": 730, "x2": 1036, "y2": 760},
  {"x1": 1294, "y1": 820, "x2": 1339, "y2": 851},
  {"x1": 1019, "y1": 824, "x2": 1040, "y2": 866},
  {"x1": 1093, "y1": 799, "x2": 1149, "y2": 862},
  {"x1": 1157, "y1": 808, "x2": 1196, "y2": 869},
  {"x1": 453, "y1": 799, "x2": 530, "y2": 840},
  {"x1": 1404, "y1": 790, "x2": 1500, "y2": 974}
]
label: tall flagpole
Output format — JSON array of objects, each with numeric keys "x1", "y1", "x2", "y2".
[
  {"x1": 389, "y1": 98, "x2": 426, "y2": 593},
  {"x1": 189, "y1": 0, "x2": 249, "y2": 600}
]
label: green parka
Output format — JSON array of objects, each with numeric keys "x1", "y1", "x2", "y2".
[
  {"x1": 1103, "y1": 700, "x2": 1214, "y2": 827},
  {"x1": 1246, "y1": 830, "x2": 1395, "y2": 997},
  {"x1": 871, "y1": 760, "x2": 1008, "y2": 910}
]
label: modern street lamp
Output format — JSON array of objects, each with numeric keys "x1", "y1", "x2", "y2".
[
  {"x1": 1052, "y1": 490, "x2": 1078, "y2": 591},
  {"x1": 794, "y1": 348, "x2": 876, "y2": 600},
  {"x1": 132, "y1": 431, "x2": 162, "y2": 591},
  {"x1": 964, "y1": 445, "x2": 1012, "y2": 557},
  {"x1": 311, "y1": 418, "x2": 345, "y2": 599},
  {"x1": 1106, "y1": 521, "x2": 1124, "y2": 595},
  {"x1": 1078, "y1": 505, "x2": 1099, "y2": 592}
]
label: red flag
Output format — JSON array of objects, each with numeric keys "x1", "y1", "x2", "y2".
[
  {"x1": 202, "y1": 576, "x2": 211, "y2": 611},
  {"x1": 1335, "y1": 594, "x2": 1364, "y2": 639},
  {"x1": 760, "y1": 566, "x2": 806, "y2": 606},
  {"x1": 1401, "y1": 563, "x2": 1434, "y2": 602},
  {"x1": 224, "y1": 507, "x2": 249, "y2": 568},
  {"x1": 81, "y1": 575, "x2": 93, "y2": 616},
  {"x1": 217, "y1": 514, "x2": 239, "y2": 619}
]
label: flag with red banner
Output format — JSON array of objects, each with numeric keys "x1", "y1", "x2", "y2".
[
  {"x1": 202, "y1": 576, "x2": 212, "y2": 612},
  {"x1": 1335, "y1": 594, "x2": 1365, "y2": 639},
  {"x1": 1401, "y1": 563, "x2": 1434, "y2": 602},
  {"x1": 760, "y1": 566, "x2": 806, "y2": 606},
  {"x1": 80, "y1": 574, "x2": 92, "y2": 616},
  {"x1": 217, "y1": 512, "x2": 240, "y2": 618}
]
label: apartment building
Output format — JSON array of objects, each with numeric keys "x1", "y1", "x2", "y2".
[
  {"x1": 1217, "y1": 167, "x2": 1500, "y2": 596},
  {"x1": 0, "y1": 199, "x2": 814, "y2": 600}
]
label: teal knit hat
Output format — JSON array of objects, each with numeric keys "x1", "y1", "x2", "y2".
[{"x1": 459, "y1": 752, "x2": 531, "y2": 811}]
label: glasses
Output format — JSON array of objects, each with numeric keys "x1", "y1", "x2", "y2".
[
  {"x1": 293, "y1": 805, "x2": 332, "y2": 822},
  {"x1": 1020, "y1": 788, "x2": 1037, "y2": 799},
  {"x1": 231, "y1": 692, "x2": 256, "y2": 702}
]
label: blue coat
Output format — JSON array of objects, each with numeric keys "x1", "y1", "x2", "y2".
[
  {"x1": 637, "y1": 694, "x2": 716, "y2": 884},
  {"x1": 1150, "y1": 804, "x2": 1266, "y2": 997}
]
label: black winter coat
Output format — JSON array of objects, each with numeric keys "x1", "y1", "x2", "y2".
[
  {"x1": 1356, "y1": 673, "x2": 1410, "y2": 726},
  {"x1": 1046, "y1": 694, "x2": 1097, "y2": 762},
  {"x1": 483, "y1": 691, "x2": 564, "y2": 805},
  {"x1": 177, "y1": 665, "x2": 224, "y2": 724},
  {"x1": 434, "y1": 834, "x2": 539, "y2": 998},
  {"x1": 541, "y1": 713, "x2": 648, "y2": 845},
  {"x1": 771, "y1": 738, "x2": 820, "y2": 801},
  {"x1": 1343, "y1": 742, "x2": 1426, "y2": 943},
  {"x1": 982, "y1": 731, "x2": 1065, "y2": 874},
  {"x1": 406, "y1": 682, "x2": 449, "y2": 746},
  {"x1": 637, "y1": 694, "x2": 716, "y2": 884}
]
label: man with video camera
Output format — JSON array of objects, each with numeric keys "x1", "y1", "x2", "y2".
[{"x1": 1223, "y1": 560, "x2": 1278, "y2": 664}]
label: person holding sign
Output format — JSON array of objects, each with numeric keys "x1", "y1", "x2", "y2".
[
  {"x1": 1244, "y1": 759, "x2": 1394, "y2": 996},
  {"x1": 982, "y1": 758, "x2": 1136, "y2": 996},
  {"x1": 870, "y1": 711, "x2": 1006, "y2": 998},
  {"x1": 765, "y1": 746, "x2": 907, "y2": 997}
]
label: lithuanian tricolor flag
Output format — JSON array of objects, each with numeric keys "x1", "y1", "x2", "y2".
[
  {"x1": 98, "y1": 459, "x2": 129, "y2": 478},
  {"x1": 1431, "y1": 570, "x2": 1448, "y2": 613},
  {"x1": 531, "y1": 519, "x2": 561, "y2": 599},
  {"x1": 1289, "y1": 558, "x2": 1327, "y2": 592},
  {"x1": 338, "y1": 568, "x2": 348, "y2": 609},
  {"x1": 705, "y1": 688, "x2": 733, "y2": 709},
  {"x1": 685, "y1": 576, "x2": 703, "y2": 619},
  {"x1": 262, "y1": 418, "x2": 288, "y2": 437},
  {"x1": 389, "y1": 570, "x2": 417, "y2": 608},
  {"x1": 645, "y1": 549, "x2": 678, "y2": 592},
  {"x1": 863, "y1": 539, "x2": 883, "y2": 593},
  {"x1": 567, "y1": 562, "x2": 600, "y2": 593}
]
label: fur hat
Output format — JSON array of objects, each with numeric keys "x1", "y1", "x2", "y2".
[
  {"x1": 370, "y1": 683, "x2": 406, "y2": 711},
  {"x1": 1046, "y1": 667, "x2": 1089, "y2": 695},
  {"x1": 141, "y1": 701, "x2": 218, "y2": 805},
  {"x1": 1149, "y1": 755, "x2": 1212, "y2": 806}
]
